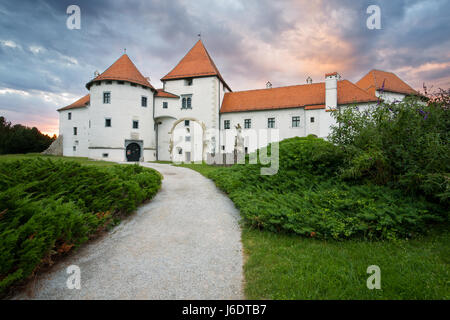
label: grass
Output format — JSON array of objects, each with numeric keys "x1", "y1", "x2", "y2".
[
  {"x1": 0, "y1": 153, "x2": 116, "y2": 166},
  {"x1": 179, "y1": 162, "x2": 450, "y2": 299},
  {"x1": 243, "y1": 227, "x2": 449, "y2": 300}
]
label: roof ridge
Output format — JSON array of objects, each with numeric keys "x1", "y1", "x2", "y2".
[{"x1": 227, "y1": 82, "x2": 325, "y2": 95}]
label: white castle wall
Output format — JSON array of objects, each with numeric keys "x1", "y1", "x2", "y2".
[
  {"x1": 156, "y1": 76, "x2": 225, "y2": 161},
  {"x1": 59, "y1": 107, "x2": 89, "y2": 157},
  {"x1": 88, "y1": 81, "x2": 156, "y2": 162},
  {"x1": 376, "y1": 90, "x2": 406, "y2": 103}
]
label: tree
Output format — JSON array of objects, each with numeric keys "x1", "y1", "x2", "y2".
[{"x1": 0, "y1": 116, "x2": 56, "y2": 154}]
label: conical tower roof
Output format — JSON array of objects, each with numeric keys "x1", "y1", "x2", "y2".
[
  {"x1": 86, "y1": 54, "x2": 154, "y2": 90},
  {"x1": 162, "y1": 40, "x2": 231, "y2": 91}
]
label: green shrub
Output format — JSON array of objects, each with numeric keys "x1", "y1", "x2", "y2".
[
  {"x1": 203, "y1": 137, "x2": 447, "y2": 241},
  {"x1": 329, "y1": 96, "x2": 450, "y2": 204},
  {"x1": 0, "y1": 158, "x2": 161, "y2": 296}
]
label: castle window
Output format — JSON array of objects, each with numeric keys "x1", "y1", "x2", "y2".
[
  {"x1": 68, "y1": 112, "x2": 72, "y2": 120},
  {"x1": 181, "y1": 95, "x2": 192, "y2": 109},
  {"x1": 73, "y1": 146, "x2": 76, "y2": 151},
  {"x1": 73, "y1": 127, "x2": 77, "y2": 135},
  {"x1": 130, "y1": 83, "x2": 137, "y2": 87},
  {"x1": 106, "y1": 81, "x2": 112, "y2": 85},
  {"x1": 185, "y1": 120, "x2": 190, "y2": 126},
  {"x1": 141, "y1": 96, "x2": 147, "y2": 107},
  {"x1": 118, "y1": 81, "x2": 124, "y2": 85},
  {"x1": 96, "y1": 82, "x2": 101, "y2": 86},
  {"x1": 132, "y1": 120, "x2": 139, "y2": 129},
  {"x1": 292, "y1": 116, "x2": 300, "y2": 127},
  {"x1": 103, "y1": 92, "x2": 111, "y2": 104},
  {"x1": 163, "y1": 102, "x2": 168, "y2": 109},
  {"x1": 102, "y1": 153, "x2": 109, "y2": 158},
  {"x1": 185, "y1": 79, "x2": 193, "y2": 86},
  {"x1": 244, "y1": 119, "x2": 251, "y2": 129},
  {"x1": 268, "y1": 118, "x2": 275, "y2": 128},
  {"x1": 185, "y1": 136, "x2": 191, "y2": 142},
  {"x1": 105, "y1": 118, "x2": 111, "y2": 127},
  {"x1": 224, "y1": 120, "x2": 230, "y2": 129},
  {"x1": 310, "y1": 117, "x2": 315, "y2": 123}
]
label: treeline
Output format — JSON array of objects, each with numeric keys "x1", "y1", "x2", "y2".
[{"x1": 0, "y1": 116, "x2": 56, "y2": 154}]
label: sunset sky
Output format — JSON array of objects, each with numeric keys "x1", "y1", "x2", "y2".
[{"x1": 1, "y1": 0, "x2": 449, "y2": 136}]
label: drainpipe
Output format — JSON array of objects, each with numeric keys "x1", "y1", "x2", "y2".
[
  {"x1": 218, "y1": 77, "x2": 221, "y2": 156},
  {"x1": 153, "y1": 89, "x2": 158, "y2": 160}
]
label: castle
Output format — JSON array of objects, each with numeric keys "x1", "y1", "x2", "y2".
[{"x1": 58, "y1": 39, "x2": 418, "y2": 162}]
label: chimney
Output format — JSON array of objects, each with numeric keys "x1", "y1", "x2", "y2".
[
  {"x1": 325, "y1": 72, "x2": 341, "y2": 110},
  {"x1": 306, "y1": 76, "x2": 312, "y2": 84}
]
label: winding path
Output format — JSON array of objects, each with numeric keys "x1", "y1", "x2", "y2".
[{"x1": 14, "y1": 163, "x2": 243, "y2": 300}]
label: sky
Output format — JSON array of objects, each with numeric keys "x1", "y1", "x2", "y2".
[{"x1": 0, "y1": 0, "x2": 449, "y2": 136}]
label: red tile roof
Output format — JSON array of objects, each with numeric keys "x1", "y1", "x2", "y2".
[
  {"x1": 356, "y1": 69, "x2": 417, "y2": 96},
  {"x1": 156, "y1": 89, "x2": 179, "y2": 98},
  {"x1": 86, "y1": 54, "x2": 155, "y2": 90},
  {"x1": 57, "y1": 94, "x2": 90, "y2": 111},
  {"x1": 161, "y1": 40, "x2": 231, "y2": 91},
  {"x1": 220, "y1": 80, "x2": 377, "y2": 113}
]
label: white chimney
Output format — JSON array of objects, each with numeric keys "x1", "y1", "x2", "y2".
[
  {"x1": 325, "y1": 72, "x2": 341, "y2": 110},
  {"x1": 306, "y1": 76, "x2": 312, "y2": 84}
]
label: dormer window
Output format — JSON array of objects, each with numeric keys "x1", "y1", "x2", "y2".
[{"x1": 184, "y1": 79, "x2": 193, "y2": 86}]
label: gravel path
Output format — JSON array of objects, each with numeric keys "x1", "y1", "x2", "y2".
[{"x1": 13, "y1": 163, "x2": 243, "y2": 300}]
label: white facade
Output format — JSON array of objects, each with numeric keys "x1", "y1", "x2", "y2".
[{"x1": 58, "y1": 45, "x2": 412, "y2": 163}]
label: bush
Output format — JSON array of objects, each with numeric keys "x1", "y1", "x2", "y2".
[
  {"x1": 204, "y1": 137, "x2": 447, "y2": 241},
  {"x1": 329, "y1": 96, "x2": 450, "y2": 204},
  {"x1": 0, "y1": 158, "x2": 161, "y2": 295}
]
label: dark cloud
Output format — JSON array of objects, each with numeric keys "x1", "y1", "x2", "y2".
[{"x1": 0, "y1": 0, "x2": 449, "y2": 134}]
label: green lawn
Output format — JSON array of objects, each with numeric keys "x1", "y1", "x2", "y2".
[
  {"x1": 179, "y1": 163, "x2": 450, "y2": 300},
  {"x1": 0, "y1": 153, "x2": 116, "y2": 166},
  {"x1": 243, "y1": 227, "x2": 449, "y2": 300}
]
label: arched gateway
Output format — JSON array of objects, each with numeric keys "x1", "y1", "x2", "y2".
[{"x1": 126, "y1": 142, "x2": 141, "y2": 162}]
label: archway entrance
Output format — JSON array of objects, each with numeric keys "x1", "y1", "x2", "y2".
[
  {"x1": 126, "y1": 143, "x2": 141, "y2": 162},
  {"x1": 168, "y1": 118, "x2": 207, "y2": 163}
]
